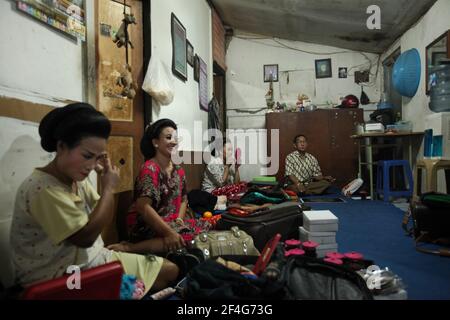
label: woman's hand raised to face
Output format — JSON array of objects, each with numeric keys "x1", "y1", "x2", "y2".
[{"x1": 97, "y1": 155, "x2": 120, "y2": 192}]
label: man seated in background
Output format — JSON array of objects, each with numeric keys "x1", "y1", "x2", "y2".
[{"x1": 285, "y1": 134, "x2": 335, "y2": 195}]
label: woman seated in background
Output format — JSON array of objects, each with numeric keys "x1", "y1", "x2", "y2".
[
  {"x1": 108, "y1": 119, "x2": 208, "y2": 255},
  {"x1": 10, "y1": 103, "x2": 178, "y2": 295},
  {"x1": 201, "y1": 138, "x2": 241, "y2": 193}
]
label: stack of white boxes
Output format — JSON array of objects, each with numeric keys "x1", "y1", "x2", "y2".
[{"x1": 300, "y1": 210, "x2": 339, "y2": 258}]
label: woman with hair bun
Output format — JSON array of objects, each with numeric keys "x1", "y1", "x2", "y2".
[
  {"x1": 108, "y1": 119, "x2": 208, "y2": 254},
  {"x1": 201, "y1": 137, "x2": 241, "y2": 193},
  {"x1": 10, "y1": 103, "x2": 178, "y2": 296}
]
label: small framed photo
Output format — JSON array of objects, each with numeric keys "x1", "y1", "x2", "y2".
[
  {"x1": 186, "y1": 40, "x2": 194, "y2": 67},
  {"x1": 100, "y1": 23, "x2": 111, "y2": 37},
  {"x1": 264, "y1": 64, "x2": 279, "y2": 82},
  {"x1": 338, "y1": 67, "x2": 348, "y2": 79},
  {"x1": 315, "y1": 59, "x2": 332, "y2": 79}
]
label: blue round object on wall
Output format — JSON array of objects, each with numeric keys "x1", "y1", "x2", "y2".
[{"x1": 392, "y1": 49, "x2": 421, "y2": 98}]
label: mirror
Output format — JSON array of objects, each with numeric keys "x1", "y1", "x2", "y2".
[{"x1": 426, "y1": 30, "x2": 450, "y2": 95}]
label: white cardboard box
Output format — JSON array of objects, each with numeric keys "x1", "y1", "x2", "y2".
[
  {"x1": 316, "y1": 243, "x2": 338, "y2": 258},
  {"x1": 303, "y1": 210, "x2": 339, "y2": 232},
  {"x1": 299, "y1": 227, "x2": 336, "y2": 245}
]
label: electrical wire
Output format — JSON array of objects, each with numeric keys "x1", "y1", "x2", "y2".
[
  {"x1": 234, "y1": 35, "x2": 382, "y2": 87},
  {"x1": 235, "y1": 35, "x2": 353, "y2": 55},
  {"x1": 272, "y1": 38, "x2": 353, "y2": 56},
  {"x1": 228, "y1": 107, "x2": 267, "y2": 114},
  {"x1": 231, "y1": 35, "x2": 383, "y2": 107}
]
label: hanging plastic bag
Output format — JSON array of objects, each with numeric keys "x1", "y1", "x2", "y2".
[{"x1": 142, "y1": 54, "x2": 174, "y2": 105}]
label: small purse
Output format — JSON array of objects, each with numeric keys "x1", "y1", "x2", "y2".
[
  {"x1": 192, "y1": 226, "x2": 260, "y2": 259},
  {"x1": 166, "y1": 248, "x2": 205, "y2": 279}
]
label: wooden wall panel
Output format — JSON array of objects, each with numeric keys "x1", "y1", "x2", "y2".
[
  {"x1": 267, "y1": 110, "x2": 332, "y2": 181},
  {"x1": 266, "y1": 109, "x2": 363, "y2": 187},
  {"x1": 97, "y1": 0, "x2": 133, "y2": 121},
  {"x1": 0, "y1": 97, "x2": 54, "y2": 122},
  {"x1": 96, "y1": 0, "x2": 144, "y2": 245},
  {"x1": 106, "y1": 135, "x2": 133, "y2": 193},
  {"x1": 179, "y1": 151, "x2": 207, "y2": 192},
  {"x1": 328, "y1": 109, "x2": 363, "y2": 187}
]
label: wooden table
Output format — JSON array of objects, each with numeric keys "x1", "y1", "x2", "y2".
[{"x1": 351, "y1": 132, "x2": 424, "y2": 200}]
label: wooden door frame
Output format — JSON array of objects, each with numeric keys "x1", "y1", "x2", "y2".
[
  {"x1": 142, "y1": 0, "x2": 152, "y2": 125},
  {"x1": 213, "y1": 61, "x2": 227, "y2": 133}
]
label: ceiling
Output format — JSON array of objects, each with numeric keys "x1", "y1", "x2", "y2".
[{"x1": 210, "y1": 0, "x2": 437, "y2": 53}]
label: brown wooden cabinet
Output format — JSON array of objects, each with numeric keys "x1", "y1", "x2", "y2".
[{"x1": 266, "y1": 109, "x2": 363, "y2": 188}]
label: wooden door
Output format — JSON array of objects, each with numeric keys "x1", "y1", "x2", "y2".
[
  {"x1": 96, "y1": 0, "x2": 144, "y2": 244},
  {"x1": 328, "y1": 109, "x2": 363, "y2": 187}
]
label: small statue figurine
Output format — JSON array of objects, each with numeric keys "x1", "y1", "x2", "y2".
[
  {"x1": 265, "y1": 80, "x2": 275, "y2": 109},
  {"x1": 117, "y1": 64, "x2": 137, "y2": 99},
  {"x1": 296, "y1": 93, "x2": 310, "y2": 111},
  {"x1": 113, "y1": 13, "x2": 137, "y2": 49}
]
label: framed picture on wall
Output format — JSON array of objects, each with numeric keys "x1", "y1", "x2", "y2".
[
  {"x1": 194, "y1": 54, "x2": 200, "y2": 82},
  {"x1": 338, "y1": 67, "x2": 348, "y2": 79},
  {"x1": 171, "y1": 13, "x2": 187, "y2": 81},
  {"x1": 426, "y1": 30, "x2": 450, "y2": 94},
  {"x1": 264, "y1": 64, "x2": 279, "y2": 82},
  {"x1": 186, "y1": 40, "x2": 194, "y2": 67},
  {"x1": 199, "y1": 56, "x2": 208, "y2": 111},
  {"x1": 15, "y1": 0, "x2": 86, "y2": 41},
  {"x1": 315, "y1": 59, "x2": 332, "y2": 79}
]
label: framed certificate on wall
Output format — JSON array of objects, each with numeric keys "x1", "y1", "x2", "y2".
[
  {"x1": 198, "y1": 56, "x2": 208, "y2": 111},
  {"x1": 171, "y1": 13, "x2": 187, "y2": 81}
]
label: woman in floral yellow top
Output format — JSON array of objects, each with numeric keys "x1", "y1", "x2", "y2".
[{"x1": 10, "y1": 103, "x2": 178, "y2": 295}]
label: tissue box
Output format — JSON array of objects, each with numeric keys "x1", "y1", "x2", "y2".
[
  {"x1": 299, "y1": 227, "x2": 336, "y2": 245},
  {"x1": 365, "y1": 123, "x2": 384, "y2": 133},
  {"x1": 303, "y1": 210, "x2": 339, "y2": 232}
]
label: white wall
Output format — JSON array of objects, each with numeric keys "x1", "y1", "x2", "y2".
[
  {"x1": 226, "y1": 34, "x2": 382, "y2": 180},
  {"x1": 381, "y1": 0, "x2": 450, "y2": 192},
  {"x1": 0, "y1": 117, "x2": 55, "y2": 287},
  {"x1": 381, "y1": 0, "x2": 450, "y2": 132},
  {"x1": 0, "y1": 0, "x2": 89, "y2": 287},
  {"x1": 226, "y1": 35, "x2": 381, "y2": 126},
  {"x1": 150, "y1": 0, "x2": 212, "y2": 152},
  {"x1": 0, "y1": 0, "x2": 85, "y2": 105}
]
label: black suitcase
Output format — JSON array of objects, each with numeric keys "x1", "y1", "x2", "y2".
[
  {"x1": 408, "y1": 201, "x2": 450, "y2": 239},
  {"x1": 403, "y1": 200, "x2": 450, "y2": 256},
  {"x1": 216, "y1": 202, "x2": 303, "y2": 251}
]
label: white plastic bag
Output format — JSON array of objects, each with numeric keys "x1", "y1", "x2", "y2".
[
  {"x1": 142, "y1": 55, "x2": 174, "y2": 105},
  {"x1": 342, "y1": 178, "x2": 364, "y2": 197}
]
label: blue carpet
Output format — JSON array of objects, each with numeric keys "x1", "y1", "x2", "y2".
[{"x1": 304, "y1": 195, "x2": 450, "y2": 300}]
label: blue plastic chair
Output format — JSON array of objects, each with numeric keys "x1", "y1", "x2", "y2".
[{"x1": 376, "y1": 160, "x2": 414, "y2": 202}]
